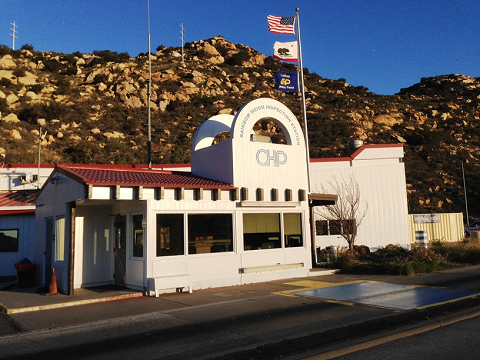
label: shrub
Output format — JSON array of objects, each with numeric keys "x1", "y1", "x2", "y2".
[
  {"x1": 93, "y1": 73, "x2": 109, "y2": 84},
  {"x1": 42, "y1": 59, "x2": 63, "y2": 72},
  {"x1": 92, "y1": 50, "x2": 130, "y2": 63},
  {"x1": 20, "y1": 44, "x2": 34, "y2": 51},
  {"x1": 225, "y1": 50, "x2": 250, "y2": 66},
  {"x1": 13, "y1": 67, "x2": 26, "y2": 77},
  {"x1": 0, "y1": 77, "x2": 14, "y2": 89},
  {"x1": 333, "y1": 242, "x2": 462, "y2": 276},
  {"x1": 0, "y1": 45, "x2": 13, "y2": 56}
]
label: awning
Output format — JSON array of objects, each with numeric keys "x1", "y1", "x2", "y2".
[{"x1": 308, "y1": 193, "x2": 337, "y2": 207}]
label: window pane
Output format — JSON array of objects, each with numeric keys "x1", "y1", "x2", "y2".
[
  {"x1": 132, "y1": 214, "x2": 143, "y2": 257},
  {"x1": 315, "y1": 220, "x2": 328, "y2": 236},
  {"x1": 243, "y1": 213, "x2": 281, "y2": 250},
  {"x1": 343, "y1": 219, "x2": 356, "y2": 235},
  {"x1": 188, "y1": 214, "x2": 233, "y2": 254},
  {"x1": 55, "y1": 217, "x2": 65, "y2": 261},
  {"x1": 0, "y1": 229, "x2": 19, "y2": 252},
  {"x1": 329, "y1": 220, "x2": 342, "y2": 235},
  {"x1": 156, "y1": 214, "x2": 184, "y2": 256},
  {"x1": 284, "y1": 213, "x2": 303, "y2": 247}
]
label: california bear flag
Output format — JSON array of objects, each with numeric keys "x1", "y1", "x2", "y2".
[{"x1": 273, "y1": 41, "x2": 298, "y2": 63}]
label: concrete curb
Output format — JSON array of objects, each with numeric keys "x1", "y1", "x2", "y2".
[{"x1": 4, "y1": 292, "x2": 143, "y2": 314}]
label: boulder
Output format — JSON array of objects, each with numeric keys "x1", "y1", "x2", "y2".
[
  {"x1": 103, "y1": 131, "x2": 125, "y2": 139},
  {"x1": 18, "y1": 71, "x2": 37, "y2": 85},
  {"x1": 11, "y1": 129, "x2": 22, "y2": 140},
  {"x1": 6, "y1": 93, "x2": 19, "y2": 104},
  {"x1": 203, "y1": 43, "x2": 220, "y2": 56},
  {"x1": 2, "y1": 113, "x2": 19, "y2": 123},
  {"x1": 0, "y1": 55, "x2": 16, "y2": 69},
  {"x1": 125, "y1": 96, "x2": 142, "y2": 108}
]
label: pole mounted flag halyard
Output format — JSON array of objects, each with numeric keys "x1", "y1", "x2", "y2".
[{"x1": 267, "y1": 15, "x2": 295, "y2": 35}]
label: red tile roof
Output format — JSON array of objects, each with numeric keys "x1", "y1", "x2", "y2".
[
  {"x1": 0, "y1": 191, "x2": 37, "y2": 214},
  {"x1": 57, "y1": 165, "x2": 236, "y2": 189}
]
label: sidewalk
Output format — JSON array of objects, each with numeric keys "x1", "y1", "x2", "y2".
[{"x1": 1, "y1": 266, "x2": 479, "y2": 358}]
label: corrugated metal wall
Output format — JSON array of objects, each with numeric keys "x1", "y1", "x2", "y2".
[
  {"x1": 312, "y1": 154, "x2": 410, "y2": 250},
  {"x1": 408, "y1": 213, "x2": 464, "y2": 243},
  {"x1": 0, "y1": 214, "x2": 36, "y2": 277}
]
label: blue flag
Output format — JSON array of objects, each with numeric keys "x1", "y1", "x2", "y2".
[{"x1": 274, "y1": 71, "x2": 299, "y2": 92}]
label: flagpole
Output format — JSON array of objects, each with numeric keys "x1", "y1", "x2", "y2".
[
  {"x1": 147, "y1": 0, "x2": 152, "y2": 169},
  {"x1": 295, "y1": 8, "x2": 311, "y2": 193}
]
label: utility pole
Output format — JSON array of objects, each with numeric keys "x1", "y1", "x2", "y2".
[
  {"x1": 37, "y1": 127, "x2": 47, "y2": 189},
  {"x1": 180, "y1": 23, "x2": 185, "y2": 64},
  {"x1": 10, "y1": 21, "x2": 18, "y2": 50},
  {"x1": 462, "y1": 161, "x2": 469, "y2": 225}
]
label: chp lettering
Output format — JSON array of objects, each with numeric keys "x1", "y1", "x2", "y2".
[{"x1": 256, "y1": 149, "x2": 287, "y2": 167}]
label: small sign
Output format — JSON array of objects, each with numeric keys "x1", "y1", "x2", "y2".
[
  {"x1": 142, "y1": 219, "x2": 147, "y2": 227},
  {"x1": 413, "y1": 214, "x2": 440, "y2": 224}
]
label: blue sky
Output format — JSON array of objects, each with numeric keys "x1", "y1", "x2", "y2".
[{"x1": 1, "y1": 0, "x2": 479, "y2": 95}]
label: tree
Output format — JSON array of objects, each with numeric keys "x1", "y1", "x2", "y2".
[
  {"x1": 20, "y1": 43, "x2": 34, "y2": 51},
  {"x1": 316, "y1": 175, "x2": 368, "y2": 251}
]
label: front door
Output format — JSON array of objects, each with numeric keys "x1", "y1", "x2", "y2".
[{"x1": 114, "y1": 215, "x2": 127, "y2": 287}]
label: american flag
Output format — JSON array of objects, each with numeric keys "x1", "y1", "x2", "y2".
[{"x1": 267, "y1": 15, "x2": 295, "y2": 35}]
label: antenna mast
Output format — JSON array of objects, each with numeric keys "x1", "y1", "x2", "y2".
[
  {"x1": 180, "y1": 23, "x2": 185, "y2": 64},
  {"x1": 10, "y1": 21, "x2": 18, "y2": 50},
  {"x1": 147, "y1": 0, "x2": 152, "y2": 169},
  {"x1": 37, "y1": 127, "x2": 47, "y2": 189}
]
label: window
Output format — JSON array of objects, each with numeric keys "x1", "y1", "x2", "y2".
[
  {"x1": 156, "y1": 214, "x2": 184, "y2": 257},
  {"x1": 284, "y1": 213, "x2": 303, "y2": 247},
  {"x1": 243, "y1": 213, "x2": 281, "y2": 250},
  {"x1": 315, "y1": 220, "x2": 328, "y2": 236},
  {"x1": 55, "y1": 217, "x2": 65, "y2": 261},
  {"x1": 188, "y1": 214, "x2": 233, "y2": 254},
  {"x1": 0, "y1": 229, "x2": 19, "y2": 252},
  {"x1": 315, "y1": 219, "x2": 355, "y2": 236},
  {"x1": 330, "y1": 220, "x2": 342, "y2": 235},
  {"x1": 132, "y1": 214, "x2": 143, "y2": 258}
]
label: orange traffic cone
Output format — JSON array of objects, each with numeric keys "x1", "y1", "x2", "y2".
[{"x1": 46, "y1": 267, "x2": 59, "y2": 296}]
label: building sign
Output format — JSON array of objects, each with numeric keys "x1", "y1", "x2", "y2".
[
  {"x1": 256, "y1": 149, "x2": 287, "y2": 167},
  {"x1": 235, "y1": 99, "x2": 302, "y2": 146},
  {"x1": 413, "y1": 214, "x2": 440, "y2": 224}
]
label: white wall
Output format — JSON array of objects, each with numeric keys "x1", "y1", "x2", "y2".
[
  {"x1": 0, "y1": 165, "x2": 54, "y2": 191},
  {"x1": 34, "y1": 171, "x2": 85, "y2": 290},
  {"x1": 311, "y1": 146, "x2": 410, "y2": 251},
  {"x1": 0, "y1": 213, "x2": 35, "y2": 277}
]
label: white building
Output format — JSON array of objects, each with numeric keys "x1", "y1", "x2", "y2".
[
  {"x1": 310, "y1": 144, "x2": 410, "y2": 252},
  {"x1": 0, "y1": 164, "x2": 54, "y2": 277},
  {"x1": 34, "y1": 99, "x2": 335, "y2": 295},
  {"x1": 29, "y1": 98, "x2": 410, "y2": 295}
]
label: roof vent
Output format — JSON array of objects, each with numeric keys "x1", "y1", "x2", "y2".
[{"x1": 349, "y1": 140, "x2": 363, "y2": 150}]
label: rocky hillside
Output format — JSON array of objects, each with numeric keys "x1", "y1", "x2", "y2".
[{"x1": 1, "y1": 37, "x2": 479, "y2": 219}]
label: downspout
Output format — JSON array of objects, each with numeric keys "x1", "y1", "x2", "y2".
[
  {"x1": 68, "y1": 202, "x2": 76, "y2": 295},
  {"x1": 310, "y1": 204, "x2": 316, "y2": 267}
]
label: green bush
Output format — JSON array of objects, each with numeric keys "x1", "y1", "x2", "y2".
[
  {"x1": 13, "y1": 67, "x2": 26, "y2": 77},
  {"x1": 20, "y1": 44, "x2": 34, "y2": 51},
  {"x1": 334, "y1": 242, "x2": 464, "y2": 276}
]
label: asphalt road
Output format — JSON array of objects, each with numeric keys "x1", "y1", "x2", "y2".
[
  {"x1": 330, "y1": 312, "x2": 480, "y2": 360},
  {"x1": 1, "y1": 267, "x2": 480, "y2": 359}
]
